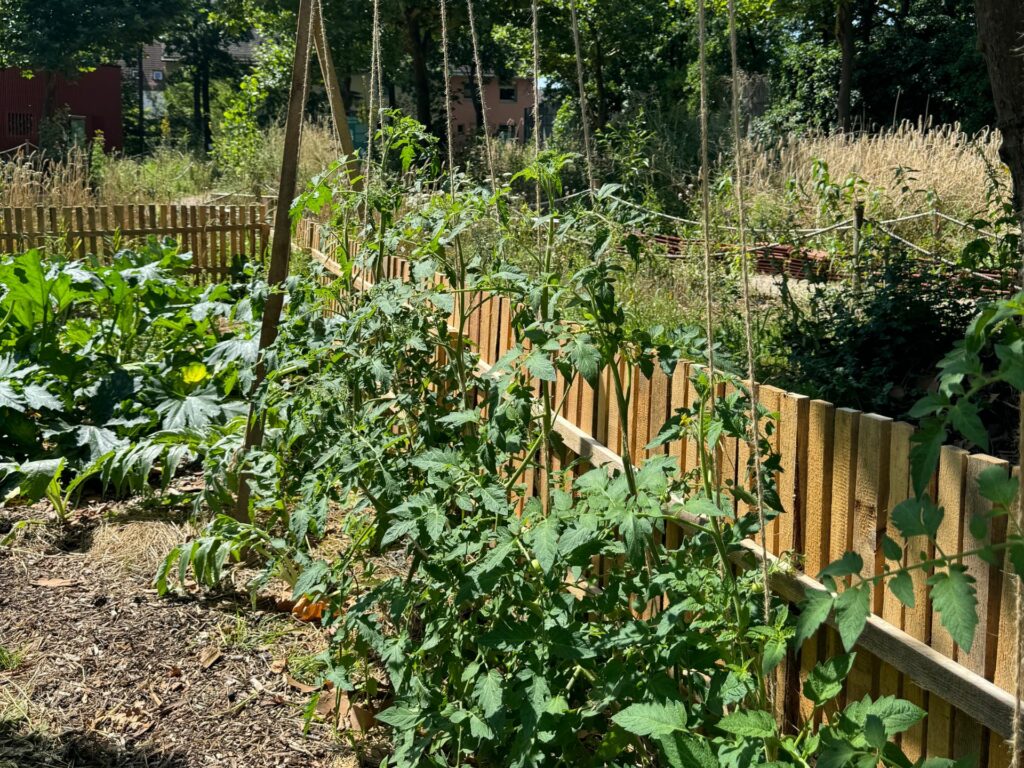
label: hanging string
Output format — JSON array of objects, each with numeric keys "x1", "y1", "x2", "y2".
[
  {"x1": 727, "y1": 0, "x2": 775, "y2": 704},
  {"x1": 1014, "y1": 401, "x2": 1023, "y2": 766},
  {"x1": 1013, "y1": 247, "x2": 1024, "y2": 767},
  {"x1": 531, "y1": 0, "x2": 543, "y2": 217},
  {"x1": 363, "y1": 0, "x2": 383, "y2": 211},
  {"x1": 465, "y1": 0, "x2": 497, "y2": 194},
  {"x1": 439, "y1": 0, "x2": 457, "y2": 197},
  {"x1": 695, "y1": 0, "x2": 716, "y2": 403},
  {"x1": 568, "y1": 0, "x2": 596, "y2": 193}
]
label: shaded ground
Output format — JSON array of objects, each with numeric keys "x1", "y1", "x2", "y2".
[{"x1": 0, "y1": 495, "x2": 380, "y2": 768}]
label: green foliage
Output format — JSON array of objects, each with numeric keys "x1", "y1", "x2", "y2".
[
  {"x1": 159, "y1": 136, "x2": 962, "y2": 767},
  {"x1": 773, "y1": 255, "x2": 982, "y2": 415},
  {"x1": 0, "y1": 241, "x2": 253, "y2": 512}
]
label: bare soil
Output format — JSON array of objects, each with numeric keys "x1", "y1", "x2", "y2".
[{"x1": 0, "y1": 495, "x2": 380, "y2": 768}]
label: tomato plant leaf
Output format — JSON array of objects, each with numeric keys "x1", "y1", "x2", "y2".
[
  {"x1": 611, "y1": 701, "x2": 687, "y2": 737},
  {"x1": 929, "y1": 566, "x2": 978, "y2": 652}
]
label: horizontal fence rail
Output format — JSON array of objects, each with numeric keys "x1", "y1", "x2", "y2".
[
  {"x1": 0, "y1": 204, "x2": 270, "y2": 277},
  {"x1": 294, "y1": 217, "x2": 1022, "y2": 768}
]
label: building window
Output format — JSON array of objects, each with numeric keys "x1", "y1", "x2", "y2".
[
  {"x1": 69, "y1": 116, "x2": 87, "y2": 147},
  {"x1": 152, "y1": 70, "x2": 164, "y2": 82},
  {"x1": 498, "y1": 83, "x2": 517, "y2": 102},
  {"x1": 6, "y1": 113, "x2": 33, "y2": 137}
]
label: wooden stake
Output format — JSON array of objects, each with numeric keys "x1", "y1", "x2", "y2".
[
  {"x1": 311, "y1": 0, "x2": 361, "y2": 188},
  {"x1": 236, "y1": 0, "x2": 315, "y2": 519}
]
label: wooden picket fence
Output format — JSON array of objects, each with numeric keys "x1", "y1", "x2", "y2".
[
  {"x1": 295, "y1": 218, "x2": 1021, "y2": 767},
  {"x1": 0, "y1": 204, "x2": 270, "y2": 277}
]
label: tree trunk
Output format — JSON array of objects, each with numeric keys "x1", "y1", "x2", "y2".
[
  {"x1": 137, "y1": 49, "x2": 146, "y2": 149},
  {"x1": 201, "y1": 60, "x2": 212, "y2": 154},
  {"x1": 836, "y1": 0, "x2": 855, "y2": 131},
  {"x1": 468, "y1": 71, "x2": 484, "y2": 130},
  {"x1": 592, "y1": 29, "x2": 609, "y2": 128},
  {"x1": 974, "y1": 0, "x2": 1024, "y2": 230},
  {"x1": 405, "y1": 9, "x2": 433, "y2": 132},
  {"x1": 192, "y1": 68, "x2": 202, "y2": 152}
]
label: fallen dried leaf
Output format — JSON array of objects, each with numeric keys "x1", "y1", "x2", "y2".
[
  {"x1": 198, "y1": 646, "x2": 222, "y2": 670},
  {"x1": 269, "y1": 658, "x2": 287, "y2": 674},
  {"x1": 286, "y1": 675, "x2": 317, "y2": 694},
  {"x1": 31, "y1": 578, "x2": 77, "y2": 588},
  {"x1": 349, "y1": 703, "x2": 376, "y2": 732},
  {"x1": 290, "y1": 596, "x2": 325, "y2": 622}
]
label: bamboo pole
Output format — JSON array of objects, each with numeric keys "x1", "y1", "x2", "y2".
[{"x1": 236, "y1": 0, "x2": 315, "y2": 519}]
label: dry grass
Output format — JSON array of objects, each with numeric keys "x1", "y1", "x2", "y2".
[
  {"x1": 0, "y1": 120, "x2": 343, "y2": 210},
  {"x1": 88, "y1": 520, "x2": 197, "y2": 578},
  {"x1": 743, "y1": 121, "x2": 1008, "y2": 224},
  {"x1": 0, "y1": 147, "x2": 94, "y2": 208}
]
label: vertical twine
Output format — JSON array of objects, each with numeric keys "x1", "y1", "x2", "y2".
[
  {"x1": 696, "y1": 0, "x2": 716, "y2": 405},
  {"x1": 727, "y1": 0, "x2": 774, "y2": 707},
  {"x1": 1013, "y1": 242, "x2": 1024, "y2": 764},
  {"x1": 568, "y1": 0, "x2": 596, "y2": 193},
  {"x1": 363, "y1": 0, "x2": 383, "y2": 204},
  {"x1": 531, "y1": 0, "x2": 542, "y2": 215},
  {"x1": 439, "y1": 0, "x2": 457, "y2": 195},
  {"x1": 465, "y1": 0, "x2": 497, "y2": 194},
  {"x1": 1014, "y1": 403, "x2": 1023, "y2": 767}
]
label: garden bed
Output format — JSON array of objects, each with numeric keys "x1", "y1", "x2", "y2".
[{"x1": 0, "y1": 489, "x2": 382, "y2": 768}]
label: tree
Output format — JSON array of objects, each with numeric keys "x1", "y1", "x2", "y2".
[
  {"x1": 973, "y1": 0, "x2": 1024, "y2": 229},
  {"x1": 164, "y1": 0, "x2": 251, "y2": 152},
  {"x1": 0, "y1": 0, "x2": 182, "y2": 120}
]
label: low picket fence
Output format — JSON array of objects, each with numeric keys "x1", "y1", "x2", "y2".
[
  {"x1": 294, "y1": 217, "x2": 1021, "y2": 768},
  {"x1": 0, "y1": 204, "x2": 270, "y2": 277}
]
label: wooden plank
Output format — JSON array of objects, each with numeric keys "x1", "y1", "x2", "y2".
[
  {"x1": 668, "y1": 363, "x2": 688, "y2": 474},
  {"x1": 928, "y1": 445, "x2": 969, "y2": 760},
  {"x1": 758, "y1": 385, "x2": 784, "y2": 553},
  {"x1": 606, "y1": 357, "x2": 624, "y2": 460},
  {"x1": 2, "y1": 208, "x2": 14, "y2": 253},
  {"x1": 829, "y1": 408, "x2": 861, "y2": 572},
  {"x1": 778, "y1": 393, "x2": 810, "y2": 554},
  {"x1": 954, "y1": 455, "x2": 1010, "y2": 764},
  {"x1": 632, "y1": 365, "x2": 651, "y2": 463},
  {"x1": 87, "y1": 206, "x2": 98, "y2": 257},
  {"x1": 798, "y1": 399, "x2": 836, "y2": 724},
  {"x1": 543, "y1": 397, "x2": 1017, "y2": 741},
  {"x1": 875, "y1": 422, "x2": 913, "y2": 748},
  {"x1": 987, "y1": 466, "x2": 1020, "y2": 768},
  {"x1": 647, "y1": 366, "x2": 670, "y2": 460},
  {"x1": 846, "y1": 413, "x2": 892, "y2": 703}
]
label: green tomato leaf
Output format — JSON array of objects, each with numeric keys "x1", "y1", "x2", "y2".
[
  {"x1": 888, "y1": 570, "x2": 915, "y2": 609},
  {"x1": 795, "y1": 589, "x2": 834, "y2": 647},
  {"x1": 835, "y1": 584, "x2": 871, "y2": 651},
  {"x1": 474, "y1": 669, "x2": 503, "y2": 718},
  {"x1": 976, "y1": 465, "x2": 1017, "y2": 508},
  {"x1": 803, "y1": 653, "x2": 856, "y2": 705},
  {"x1": 611, "y1": 701, "x2": 687, "y2": 737},
  {"x1": 658, "y1": 733, "x2": 720, "y2": 768},
  {"x1": 929, "y1": 565, "x2": 978, "y2": 653},
  {"x1": 716, "y1": 709, "x2": 776, "y2": 739}
]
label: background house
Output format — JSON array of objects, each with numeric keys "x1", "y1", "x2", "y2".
[{"x1": 0, "y1": 67, "x2": 123, "y2": 153}]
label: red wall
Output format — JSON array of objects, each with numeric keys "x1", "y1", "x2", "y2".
[{"x1": 0, "y1": 66, "x2": 123, "y2": 152}]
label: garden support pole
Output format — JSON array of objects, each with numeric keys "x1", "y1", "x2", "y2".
[
  {"x1": 236, "y1": 0, "x2": 314, "y2": 520},
  {"x1": 311, "y1": 0, "x2": 361, "y2": 188}
]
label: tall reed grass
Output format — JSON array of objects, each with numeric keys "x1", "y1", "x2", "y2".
[{"x1": 743, "y1": 120, "x2": 1007, "y2": 223}]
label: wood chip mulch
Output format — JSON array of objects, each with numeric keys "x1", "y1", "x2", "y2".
[{"x1": 0, "y1": 515, "x2": 374, "y2": 768}]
